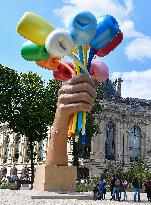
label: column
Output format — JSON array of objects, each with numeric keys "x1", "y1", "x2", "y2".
[
  {"x1": 145, "y1": 124, "x2": 151, "y2": 164},
  {"x1": 140, "y1": 125, "x2": 146, "y2": 158},
  {"x1": 115, "y1": 121, "x2": 121, "y2": 161},
  {"x1": 90, "y1": 119, "x2": 106, "y2": 161},
  {"x1": 18, "y1": 136, "x2": 23, "y2": 164},
  {"x1": 99, "y1": 119, "x2": 106, "y2": 161},
  {"x1": 123, "y1": 122, "x2": 129, "y2": 164},
  {"x1": 23, "y1": 137, "x2": 28, "y2": 163}
]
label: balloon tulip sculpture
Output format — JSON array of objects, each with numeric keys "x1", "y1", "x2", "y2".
[{"x1": 16, "y1": 11, "x2": 123, "y2": 144}]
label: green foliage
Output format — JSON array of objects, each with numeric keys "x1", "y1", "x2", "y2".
[
  {"x1": 45, "y1": 79, "x2": 62, "y2": 127},
  {"x1": 0, "y1": 65, "x2": 20, "y2": 123},
  {"x1": 126, "y1": 158, "x2": 151, "y2": 183},
  {"x1": 72, "y1": 138, "x2": 83, "y2": 167},
  {"x1": 8, "y1": 73, "x2": 60, "y2": 142},
  {"x1": 103, "y1": 161, "x2": 125, "y2": 182},
  {"x1": 103, "y1": 158, "x2": 151, "y2": 184},
  {"x1": 76, "y1": 182, "x2": 93, "y2": 192},
  {"x1": 10, "y1": 72, "x2": 47, "y2": 141},
  {"x1": 0, "y1": 65, "x2": 61, "y2": 141},
  {"x1": 0, "y1": 181, "x2": 20, "y2": 190},
  {"x1": 76, "y1": 177, "x2": 100, "y2": 192},
  {"x1": 0, "y1": 65, "x2": 61, "y2": 185}
]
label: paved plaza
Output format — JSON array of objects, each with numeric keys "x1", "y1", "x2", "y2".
[{"x1": 0, "y1": 190, "x2": 150, "y2": 205}]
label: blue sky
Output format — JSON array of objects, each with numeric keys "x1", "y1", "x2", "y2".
[{"x1": 0, "y1": 0, "x2": 151, "y2": 99}]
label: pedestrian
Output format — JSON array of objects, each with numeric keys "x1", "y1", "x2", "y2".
[
  {"x1": 114, "y1": 177, "x2": 121, "y2": 201},
  {"x1": 122, "y1": 179, "x2": 128, "y2": 201},
  {"x1": 132, "y1": 176, "x2": 142, "y2": 202},
  {"x1": 102, "y1": 178, "x2": 107, "y2": 200},
  {"x1": 144, "y1": 177, "x2": 151, "y2": 202},
  {"x1": 110, "y1": 176, "x2": 116, "y2": 200},
  {"x1": 99, "y1": 177, "x2": 107, "y2": 200}
]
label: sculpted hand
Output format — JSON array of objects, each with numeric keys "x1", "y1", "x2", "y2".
[
  {"x1": 57, "y1": 73, "x2": 97, "y2": 117},
  {"x1": 46, "y1": 74, "x2": 97, "y2": 166}
]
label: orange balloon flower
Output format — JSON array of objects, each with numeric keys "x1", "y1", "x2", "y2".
[{"x1": 36, "y1": 57, "x2": 60, "y2": 70}]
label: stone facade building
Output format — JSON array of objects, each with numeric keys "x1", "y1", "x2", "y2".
[
  {"x1": 82, "y1": 79, "x2": 151, "y2": 177},
  {"x1": 0, "y1": 125, "x2": 50, "y2": 179},
  {"x1": 0, "y1": 79, "x2": 151, "y2": 179}
]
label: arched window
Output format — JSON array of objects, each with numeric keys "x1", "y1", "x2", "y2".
[
  {"x1": 24, "y1": 139, "x2": 30, "y2": 162},
  {"x1": 77, "y1": 167, "x2": 89, "y2": 179},
  {"x1": 3, "y1": 136, "x2": 10, "y2": 162},
  {"x1": 38, "y1": 139, "x2": 44, "y2": 161},
  {"x1": 105, "y1": 121, "x2": 115, "y2": 160},
  {"x1": 129, "y1": 126, "x2": 141, "y2": 161},
  {"x1": 13, "y1": 137, "x2": 20, "y2": 162}
]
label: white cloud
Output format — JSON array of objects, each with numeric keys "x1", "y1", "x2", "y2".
[
  {"x1": 124, "y1": 37, "x2": 151, "y2": 61},
  {"x1": 111, "y1": 69, "x2": 151, "y2": 100},
  {"x1": 54, "y1": 0, "x2": 134, "y2": 29},
  {"x1": 54, "y1": 0, "x2": 151, "y2": 61},
  {"x1": 120, "y1": 20, "x2": 143, "y2": 38}
]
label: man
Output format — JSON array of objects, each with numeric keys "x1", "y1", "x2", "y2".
[
  {"x1": 46, "y1": 73, "x2": 97, "y2": 166},
  {"x1": 133, "y1": 176, "x2": 142, "y2": 202},
  {"x1": 122, "y1": 179, "x2": 128, "y2": 201},
  {"x1": 144, "y1": 177, "x2": 151, "y2": 202},
  {"x1": 110, "y1": 176, "x2": 116, "y2": 200},
  {"x1": 99, "y1": 177, "x2": 107, "y2": 200}
]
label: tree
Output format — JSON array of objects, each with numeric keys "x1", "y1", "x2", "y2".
[
  {"x1": 0, "y1": 64, "x2": 20, "y2": 124},
  {"x1": 72, "y1": 138, "x2": 81, "y2": 167},
  {"x1": 102, "y1": 161, "x2": 125, "y2": 182},
  {"x1": 125, "y1": 158, "x2": 151, "y2": 183},
  {"x1": 0, "y1": 65, "x2": 61, "y2": 186}
]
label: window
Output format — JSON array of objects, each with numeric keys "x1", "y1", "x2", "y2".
[
  {"x1": 105, "y1": 121, "x2": 115, "y2": 160},
  {"x1": 13, "y1": 138, "x2": 20, "y2": 162},
  {"x1": 3, "y1": 136, "x2": 9, "y2": 162},
  {"x1": 129, "y1": 126, "x2": 141, "y2": 161},
  {"x1": 38, "y1": 139, "x2": 44, "y2": 161}
]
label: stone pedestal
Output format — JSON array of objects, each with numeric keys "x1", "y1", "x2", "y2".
[{"x1": 34, "y1": 165, "x2": 77, "y2": 192}]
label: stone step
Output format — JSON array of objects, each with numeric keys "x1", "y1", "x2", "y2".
[{"x1": 31, "y1": 192, "x2": 93, "y2": 200}]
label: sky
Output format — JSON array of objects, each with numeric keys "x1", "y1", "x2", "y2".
[{"x1": 0, "y1": 0, "x2": 151, "y2": 100}]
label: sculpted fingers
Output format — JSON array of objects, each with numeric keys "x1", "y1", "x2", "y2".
[
  {"x1": 68, "y1": 73, "x2": 96, "y2": 88},
  {"x1": 59, "y1": 82, "x2": 97, "y2": 99},
  {"x1": 57, "y1": 74, "x2": 97, "y2": 116},
  {"x1": 58, "y1": 102, "x2": 92, "y2": 115},
  {"x1": 58, "y1": 92, "x2": 94, "y2": 105}
]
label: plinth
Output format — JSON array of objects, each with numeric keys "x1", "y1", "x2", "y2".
[{"x1": 34, "y1": 164, "x2": 77, "y2": 191}]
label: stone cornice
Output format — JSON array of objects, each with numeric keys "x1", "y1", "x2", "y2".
[{"x1": 96, "y1": 99, "x2": 151, "y2": 125}]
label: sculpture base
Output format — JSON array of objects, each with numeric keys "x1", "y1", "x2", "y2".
[{"x1": 34, "y1": 165, "x2": 77, "y2": 192}]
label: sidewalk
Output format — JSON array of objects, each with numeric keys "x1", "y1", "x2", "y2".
[{"x1": 0, "y1": 190, "x2": 149, "y2": 205}]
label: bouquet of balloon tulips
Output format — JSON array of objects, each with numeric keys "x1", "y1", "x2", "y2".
[{"x1": 16, "y1": 11, "x2": 123, "y2": 144}]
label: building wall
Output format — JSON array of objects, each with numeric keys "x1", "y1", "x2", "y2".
[
  {"x1": 0, "y1": 124, "x2": 51, "y2": 178},
  {"x1": 88, "y1": 99, "x2": 151, "y2": 177}
]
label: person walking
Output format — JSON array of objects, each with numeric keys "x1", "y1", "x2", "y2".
[
  {"x1": 132, "y1": 176, "x2": 142, "y2": 202},
  {"x1": 110, "y1": 176, "x2": 116, "y2": 200},
  {"x1": 122, "y1": 179, "x2": 128, "y2": 201},
  {"x1": 115, "y1": 177, "x2": 121, "y2": 201},
  {"x1": 144, "y1": 177, "x2": 151, "y2": 202},
  {"x1": 110, "y1": 176, "x2": 121, "y2": 201},
  {"x1": 102, "y1": 178, "x2": 107, "y2": 200},
  {"x1": 99, "y1": 177, "x2": 107, "y2": 200}
]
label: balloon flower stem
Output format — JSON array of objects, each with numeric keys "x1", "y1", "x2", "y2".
[
  {"x1": 68, "y1": 53, "x2": 90, "y2": 75},
  {"x1": 87, "y1": 47, "x2": 95, "y2": 73}
]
